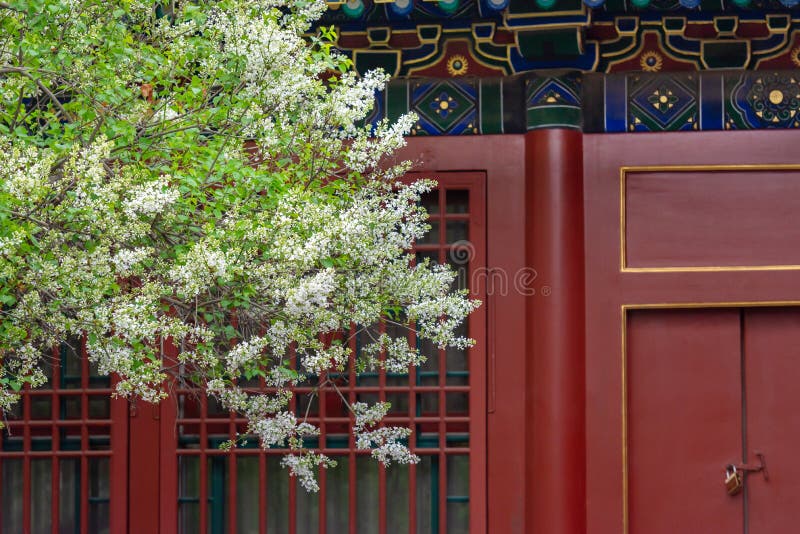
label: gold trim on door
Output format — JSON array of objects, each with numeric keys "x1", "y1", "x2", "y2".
[{"x1": 620, "y1": 164, "x2": 800, "y2": 273}]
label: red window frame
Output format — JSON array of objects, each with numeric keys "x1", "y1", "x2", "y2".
[
  {"x1": 0, "y1": 337, "x2": 128, "y2": 534},
  {"x1": 158, "y1": 171, "x2": 487, "y2": 533}
]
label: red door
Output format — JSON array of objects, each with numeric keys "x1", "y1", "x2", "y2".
[
  {"x1": 583, "y1": 129, "x2": 800, "y2": 534},
  {"x1": 743, "y1": 308, "x2": 800, "y2": 532},
  {"x1": 627, "y1": 308, "x2": 742, "y2": 533},
  {"x1": 627, "y1": 307, "x2": 800, "y2": 533}
]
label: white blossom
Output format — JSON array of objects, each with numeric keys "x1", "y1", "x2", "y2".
[
  {"x1": 281, "y1": 453, "x2": 336, "y2": 493},
  {"x1": 285, "y1": 269, "x2": 335, "y2": 316},
  {"x1": 360, "y1": 335, "x2": 425, "y2": 373},
  {"x1": 0, "y1": 231, "x2": 24, "y2": 256},
  {"x1": 352, "y1": 403, "x2": 419, "y2": 466},
  {"x1": 124, "y1": 176, "x2": 179, "y2": 217},
  {"x1": 111, "y1": 247, "x2": 153, "y2": 275},
  {"x1": 0, "y1": 141, "x2": 55, "y2": 201},
  {"x1": 225, "y1": 336, "x2": 268, "y2": 374},
  {"x1": 170, "y1": 241, "x2": 239, "y2": 297},
  {"x1": 353, "y1": 401, "x2": 391, "y2": 432},
  {"x1": 301, "y1": 344, "x2": 349, "y2": 374}
]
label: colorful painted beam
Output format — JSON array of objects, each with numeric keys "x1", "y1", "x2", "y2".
[
  {"x1": 367, "y1": 70, "x2": 800, "y2": 133},
  {"x1": 322, "y1": 2, "x2": 800, "y2": 73}
]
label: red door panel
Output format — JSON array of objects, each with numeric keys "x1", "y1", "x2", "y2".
[
  {"x1": 743, "y1": 308, "x2": 800, "y2": 533},
  {"x1": 627, "y1": 309, "x2": 743, "y2": 534}
]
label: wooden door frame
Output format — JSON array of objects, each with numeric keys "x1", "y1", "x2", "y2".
[
  {"x1": 398, "y1": 136, "x2": 529, "y2": 534},
  {"x1": 148, "y1": 137, "x2": 528, "y2": 533},
  {"x1": 0, "y1": 341, "x2": 128, "y2": 534}
]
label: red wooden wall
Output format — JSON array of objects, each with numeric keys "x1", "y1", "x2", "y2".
[
  {"x1": 401, "y1": 131, "x2": 587, "y2": 534},
  {"x1": 404, "y1": 128, "x2": 800, "y2": 533},
  {"x1": 7, "y1": 128, "x2": 800, "y2": 533}
]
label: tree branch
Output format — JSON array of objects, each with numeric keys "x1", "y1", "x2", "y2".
[
  {"x1": 0, "y1": 66, "x2": 69, "y2": 119},
  {"x1": 0, "y1": 2, "x2": 23, "y2": 13}
]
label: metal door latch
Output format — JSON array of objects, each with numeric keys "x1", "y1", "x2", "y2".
[{"x1": 735, "y1": 451, "x2": 769, "y2": 481}]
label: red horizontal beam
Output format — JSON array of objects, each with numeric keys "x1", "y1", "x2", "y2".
[
  {"x1": 174, "y1": 447, "x2": 471, "y2": 456},
  {"x1": 3, "y1": 419, "x2": 113, "y2": 427},
  {"x1": 0, "y1": 450, "x2": 113, "y2": 458},
  {"x1": 175, "y1": 416, "x2": 470, "y2": 424},
  {"x1": 17, "y1": 389, "x2": 113, "y2": 396},
  {"x1": 176, "y1": 385, "x2": 470, "y2": 395}
]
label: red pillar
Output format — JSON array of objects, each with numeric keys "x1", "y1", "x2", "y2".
[
  {"x1": 159, "y1": 341, "x2": 179, "y2": 533},
  {"x1": 525, "y1": 129, "x2": 586, "y2": 533},
  {"x1": 109, "y1": 378, "x2": 129, "y2": 533},
  {"x1": 129, "y1": 340, "x2": 180, "y2": 533},
  {"x1": 128, "y1": 400, "x2": 161, "y2": 533},
  {"x1": 128, "y1": 400, "x2": 160, "y2": 534}
]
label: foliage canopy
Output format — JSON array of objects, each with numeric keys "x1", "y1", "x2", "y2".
[{"x1": 0, "y1": 0, "x2": 478, "y2": 489}]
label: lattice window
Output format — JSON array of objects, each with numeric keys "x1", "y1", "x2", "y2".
[
  {"x1": 0, "y1": 337, "x2": 116, "y2": 534},
  {"x1": 173, "y1": 176, "x2": 486, "y2": 533}
]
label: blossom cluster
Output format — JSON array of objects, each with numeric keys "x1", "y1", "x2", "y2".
[{"x1": 353, "y1": 402, "x2": 418, "y2": 466}]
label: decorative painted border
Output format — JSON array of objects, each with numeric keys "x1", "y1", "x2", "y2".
[
  {"x1": 329, "y1": 10, "x2": 800, "y2": 75},
  {"x1": 372, "y1": 76, "x2": 527, "y2": 134},
  {"x1": 583, "y1": 70, "x2": 800, "y2": 131},
  {"x1": 370, "y1": 70, "x2": 800, "y2": 134},
  {"x1": 321, "y1": 0, "x2": 800, "y2": 28}
]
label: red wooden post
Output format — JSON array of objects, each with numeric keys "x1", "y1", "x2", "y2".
[
  {"x1": 525, "y1": 129, "x2": 586, "y2": 534},
  {"x1": 109, "y1": 374, "x2": 129, "y2": 534},
  {"x1": 128, "y1": 337, "x2": 183, "y2": 534},
  {"x1": 50, "y1": 350, "x2": 60, "y2": 534},
  {"x1": 160, "y1": 340, "x2": 179, "y2": 533},
  {"x1": 128, "y1": 399, "x2": 161, "y2": 533},
  {"x1": 80, "y1": 339, "x2": 90, "y2": 534}
]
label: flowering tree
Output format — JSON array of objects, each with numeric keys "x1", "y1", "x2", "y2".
[{"x1": 0, "y1": 0, "x2": 478, "y2": 490}]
